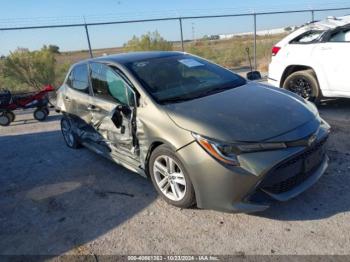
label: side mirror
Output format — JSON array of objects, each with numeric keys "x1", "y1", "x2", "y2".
[{"x1": 246, "y1": 71, "x2": 262, "y2": 81}]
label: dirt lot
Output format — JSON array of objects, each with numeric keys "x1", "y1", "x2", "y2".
[{"x1": 1, "y1": 99, "x2": 350, "y2": 256}]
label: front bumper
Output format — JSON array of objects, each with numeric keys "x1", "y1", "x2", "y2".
[
  {"x1": 177, "y1": 126, "x2": 329, "y2": 213},
  {"x1": 261, "y1": 155, "x2": 328, "y2": 202}
]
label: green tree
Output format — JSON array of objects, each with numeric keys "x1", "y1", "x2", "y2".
[
  {"x1": 124, "y1": 31, "x2": 173, "y2": 51},
  {"x1": 2, "y1": 49, "x2": 56, "y2": 90},
  {"x1": 42, "y1": 44, "x2": 60, "y2": 54}
]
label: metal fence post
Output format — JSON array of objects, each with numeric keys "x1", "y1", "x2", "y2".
[
  {"x1": 311, "y1": 10, "x2": 315, "y2": 21},
  {"x1": 253, "y1": 13, "x2": 257, "y2": 70},
  {"x1": 179, "y1": 18, "x2": 184, "y2": 52},
  {"x1": 84, "y1": 24, "x2": 93, "y2": 58}
]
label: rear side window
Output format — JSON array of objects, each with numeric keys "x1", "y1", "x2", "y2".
[
  {"x1": 68, "y1": 64, "x2": 90, "y2": 94},
  {"x1": 90, "y1": 63, "x2": 133, "y2": 105},
  {"x1": 290, "y1": 30, "x2": 324, "y2": 44}
]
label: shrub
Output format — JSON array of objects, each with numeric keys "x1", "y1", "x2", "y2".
[
  {"x1": 2, "y1": 48, "x2": 56, "y2": 90},
  {"x1": 124, "y1": 31, "x2": 173, "y2": 51}
]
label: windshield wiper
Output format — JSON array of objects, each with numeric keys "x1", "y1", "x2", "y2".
[
  {"x1": 159, "y1": 80, "x2": 246, "y2": 104},
  {"x1": 159, "y1": 96, "x2": 195, "y2": 104},
  {"x1": 204, "y1": 84, "x2": 235, "y2": 95},
  {"x1": 191, "y1": 84, "x2": 236, "y2": 98}
]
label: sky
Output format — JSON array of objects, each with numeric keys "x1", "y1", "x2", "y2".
[{"x1": 0, "y1": 0, "x2": 350, "y2": 55}]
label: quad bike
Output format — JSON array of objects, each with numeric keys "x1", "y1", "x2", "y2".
[{"x1": 0, "y1": 85, "x2": 54, "y2": 126}]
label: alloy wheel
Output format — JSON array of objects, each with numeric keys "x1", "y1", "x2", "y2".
[
  {"x1": 153, "y1": 155, "x2": 186, "y2": 201},
  {"x1": 287, "y1": 77, "x2": 313, "y2": 100},
  {"x1": 61, "y1": 119, "x2": 75, "y2": 147}
]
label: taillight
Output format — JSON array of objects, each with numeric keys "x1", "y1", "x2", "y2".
[{"x1": 272, "y1": 46, "x2": 281, "y2": 56}]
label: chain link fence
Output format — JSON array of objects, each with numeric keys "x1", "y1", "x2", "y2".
[{"x1": 0, "y1": 6, "x2": 349, "y2": 90}]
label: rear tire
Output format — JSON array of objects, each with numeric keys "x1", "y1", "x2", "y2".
[
  {"x1": 149, "y1": 145, "x2": 196, "y2": 208},
  {"x1": 0, "y1": 113, "x2": 11, "y2": 126},
  {"x1": 34, "y1": 108, "x2": 48, "y2": 121},
  {"x1": 283, "y1": 70, "x2": 320, "y2": 102},
  {"x1": 60, "y1": 117, "x2": 81, "y2": 149}
]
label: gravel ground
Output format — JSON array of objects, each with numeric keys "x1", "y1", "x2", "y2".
[{"x1": 0, "y1": 99, "x2": 350, "y2": 256}]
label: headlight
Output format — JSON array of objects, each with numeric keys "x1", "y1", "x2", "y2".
[
  {"x1": 192, "y1": 133, "x2": 240, "y2": 166},
  {"x1": 192, "y1": 133, "x2": 287, "y2": 166}
]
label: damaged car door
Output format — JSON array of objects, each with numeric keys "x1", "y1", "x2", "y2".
[
  {"x1": 87, "y1": 62, "x2": 138, "y2": 166},
  {"x1": 65, "y1": 63, "x2": 92, "y2": 125}
]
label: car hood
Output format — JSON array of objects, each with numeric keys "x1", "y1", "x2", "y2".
[{"x1": 163, "y1": 82, "x2": 319, "y2": 142}]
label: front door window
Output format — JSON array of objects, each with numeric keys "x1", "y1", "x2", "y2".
[{"x1": 90, "y1": 63, "x2": 133, "y2": 105}]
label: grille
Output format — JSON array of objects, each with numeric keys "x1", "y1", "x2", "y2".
[{"x1": 261, "y1": 137, "x2": 327, "y2": 194}]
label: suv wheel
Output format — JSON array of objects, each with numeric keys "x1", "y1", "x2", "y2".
[
  {"x1": 283, "y1": 70, "x2": 320, "y2": 102},
  {"x1": 149, "y1": 145, "x2": 195, "y2": 208},
  {"x1": 60, "y1": 117, "x2": 81, "y2": 149}
]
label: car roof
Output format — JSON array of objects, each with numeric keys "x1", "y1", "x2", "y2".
[
  {"x1": 74, "y1": 51, "x2": 184, "y2": 66},
  {"x1": 276, "y1": 15, "x2": 350, "y2": 46},
  {"x1": 303, "y1": 15, "x2": 350, "y2": 31}
]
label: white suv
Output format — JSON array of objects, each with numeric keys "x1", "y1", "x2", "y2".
[{"x1": 268, "y1": 16, "x2": 350, "y2": 102}]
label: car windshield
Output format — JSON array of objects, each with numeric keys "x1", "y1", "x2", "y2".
[{"x1": 125, "y1": 54, "x2": 246, "y2": 104}]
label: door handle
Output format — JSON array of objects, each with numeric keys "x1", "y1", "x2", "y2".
[
  {"x1": 64, "y1": 96, "x2": 71, "y2": 102},
  {"x1": 87, "y1": 104, "x2": 100, "y2": 111},
  {"x1": 321, "y1": 47, "x2": 332, "y2": 51}
]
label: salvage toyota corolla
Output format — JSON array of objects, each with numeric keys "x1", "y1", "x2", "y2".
[{"x1": 56, "y1": 51, "x2": 330, "y2": 212}]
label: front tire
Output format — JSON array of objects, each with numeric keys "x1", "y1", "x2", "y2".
[
  {"x1": 149, "y1": 145, "x2": 195, "y2": 208},
  {"x1": 60, "y1": 117, "x2": 81, "y2": 149},
  {"x1": 283, "y1": 70, "x2": 320, "y2": 102}
]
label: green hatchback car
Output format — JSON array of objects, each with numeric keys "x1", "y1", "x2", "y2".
[{"x1": 56, "y1": 51, "x2": 330, "y2": 213}]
